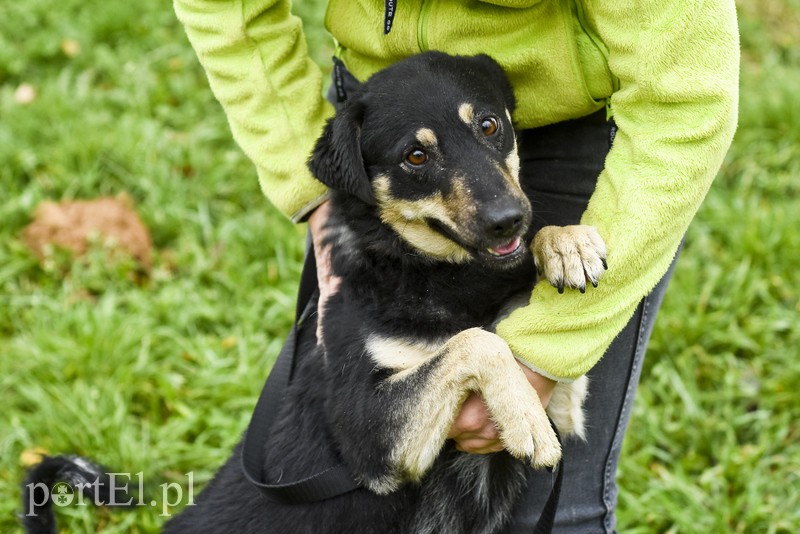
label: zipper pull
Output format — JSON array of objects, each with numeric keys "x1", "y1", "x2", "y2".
[{"x1": 384, "y1": 0, "x2": 397, "y2": 35}]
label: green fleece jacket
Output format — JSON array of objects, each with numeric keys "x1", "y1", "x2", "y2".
[{"x1": 174, "y1": 0, "x2": 739, "y2": 381}]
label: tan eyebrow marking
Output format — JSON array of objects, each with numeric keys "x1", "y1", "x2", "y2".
[
  {"x1": 458, "y1": 103, "x2": 474, "y2": 125},
  {"x1": 416, "y1": 127, "x2": 438, "y2": 147}
]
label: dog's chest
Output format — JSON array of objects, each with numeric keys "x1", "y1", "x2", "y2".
[{"x1": 348, "y1": 258, "x2": 533, "y2": 334}]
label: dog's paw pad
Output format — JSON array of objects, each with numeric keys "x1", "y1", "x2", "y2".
[{"x1": 533, "y1": 225, "x2": 607, "y2": 293}]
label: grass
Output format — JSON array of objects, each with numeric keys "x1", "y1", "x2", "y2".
[{"x1": 0, "y1": 0, "x2": 797, "y2": 532}]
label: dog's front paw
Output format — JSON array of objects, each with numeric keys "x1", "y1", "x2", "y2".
[
  {"x1": 481, "y1": 369, "x2": 562, "y2": 469},
  {"x1": 509, "y1": 405, "x2": 562, "y2": 469},
  {"x1": 532, "y1": 225, "x2": 607, "y2": 293}
]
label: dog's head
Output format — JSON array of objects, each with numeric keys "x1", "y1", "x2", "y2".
[{"x1": 310, "y1": 52, "x2": 531, "y2": 267}]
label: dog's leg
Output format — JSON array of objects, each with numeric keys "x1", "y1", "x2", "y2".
[
  {"x1": 375, "y1": 328, "x2": 561, "y2": 489},
  {"x1": 530, "y1": 225, "x2": 603, "y2": 439},
  {"x1": 546, "y1": 376, "x2": 589, "y2": 440},
  {"x1": 533, "y1": 225, "x2": 607, "y2": 293}
]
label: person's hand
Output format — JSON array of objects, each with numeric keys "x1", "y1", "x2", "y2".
[
  {"x1": 447, "y1": 363, "x2": 556, "y2": 454},
  {"x1": 307, "y1": 200, "x2": 341, "y2": 342}
]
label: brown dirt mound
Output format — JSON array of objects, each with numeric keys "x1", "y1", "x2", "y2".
[{"x1": 22, "y1": 195, "x2": 153, "y2": 269}]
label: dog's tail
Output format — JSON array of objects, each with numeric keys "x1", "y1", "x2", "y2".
[{"x1": 21, "y1": 454, "x2": 137, "y2": 534}]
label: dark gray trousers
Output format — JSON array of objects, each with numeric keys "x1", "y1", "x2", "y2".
[{"x1": 504, "y1": 111, "x2": 677, "y2": 533}]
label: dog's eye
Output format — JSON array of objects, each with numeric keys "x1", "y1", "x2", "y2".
[
  {"x1": 406, "y1": 149, "x2": 428, "y2": 166},
  {"x1": 481, "y1": 117, "x2": 499, "y2": 137}
]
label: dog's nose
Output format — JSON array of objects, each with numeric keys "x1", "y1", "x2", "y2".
[{"x1": 485, "y1": 208, "x2": 524, "y2": 239}]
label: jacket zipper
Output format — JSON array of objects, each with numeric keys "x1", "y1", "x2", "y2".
[
  {"x1": 572, "y1": 0, "x2": 620, "y2": 117},
  {"x1": 572, "y1": 0, "x2": 614, "y2": 85},
  {"x1": 417, "y1": 0, "x2": 433, "y2": 52}
]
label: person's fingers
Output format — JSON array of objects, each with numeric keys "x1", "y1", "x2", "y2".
[
  {"x1": 448, "y1": 393, "x2": 499, "y2": 438},
  {"x1": 447, "y1": 393, "x2": 504, "y2": 453},
  {"x1": 453, "y1": 439, "x2": 505, "y2": 454}
]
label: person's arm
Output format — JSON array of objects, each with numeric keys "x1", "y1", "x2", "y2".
[
  {"x1": 496, "y1": 0, "x2": 740, "y2": 381},
  {"x1": 173, "y1": 0, "x2": 332, "y2": 222}
]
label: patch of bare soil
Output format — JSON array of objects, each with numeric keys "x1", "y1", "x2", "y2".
[{"x1": 22, "y1": 195, "x2": 153, "y2": 269}]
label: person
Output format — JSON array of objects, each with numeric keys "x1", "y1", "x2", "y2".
[{"x1": 173, "y1": 1, "x2": 739, "y2": 531}]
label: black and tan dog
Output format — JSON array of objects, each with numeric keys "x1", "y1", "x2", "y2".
[
  {"x1": 24, "y1": 52, "x2": 607, "y2": 534},
  {"x1": 165, "y1": 51, "x2": 606, "y2": 534}
]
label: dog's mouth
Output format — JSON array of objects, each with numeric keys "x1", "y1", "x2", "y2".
[
  {"x1": 478, "y1": 236, "x2": 526, "y2": 265},
  {"x1": 426, "y1": 218, "x2": 526, "y2": 264},
  {"x1": 486, "y1": 237, "x2": 522, "y2": 258}
]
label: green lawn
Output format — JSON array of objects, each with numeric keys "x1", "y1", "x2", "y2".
[{"x1": 1, "y1": 0, "x2": 798, "y2": 532}]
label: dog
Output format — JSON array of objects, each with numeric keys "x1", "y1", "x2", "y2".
[
  {"x1": 23, "y1": 51, "x2": 607, "y2": 534},
  {"x1": 163, "y1": 51, "x2": 606, "y2": 534}
]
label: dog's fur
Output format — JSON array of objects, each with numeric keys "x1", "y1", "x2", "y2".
[{"x1": 24, "y1": 52, "x2": 607, "y2": 534}]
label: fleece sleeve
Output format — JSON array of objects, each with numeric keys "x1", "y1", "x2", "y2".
[
  {"x1": 496, "y1": 0, "x2": 740, "y2": 381},
  {"x1": 173, "y1": 0, "x2": 333, "y2": 222}
]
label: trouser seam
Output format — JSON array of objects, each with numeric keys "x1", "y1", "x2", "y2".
[{"x1": 601, "y1": 296, "x2": 651, "y2": 533}]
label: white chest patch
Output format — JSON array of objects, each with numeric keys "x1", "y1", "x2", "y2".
[{"x1": 365, "y1": 335, "x2": 444, "y2": 371}]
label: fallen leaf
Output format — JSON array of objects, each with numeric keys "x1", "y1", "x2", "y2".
[
  {"x1": 61, "y1": 39, "x2": 81, "y2": 58},
  {"x1": 20, "y1": 447, "x2": 49, "y2": 467},
  {"x1": 22, "y1": 196, "x2": 154, "y2": 270}
]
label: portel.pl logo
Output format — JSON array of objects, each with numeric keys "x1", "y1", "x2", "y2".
[
  {"x1": 51, "y1": 482, "x2": 74, "y2": 506},
  {"x1": 26, "y1": 472, "x2": 195, "y2": 517}
]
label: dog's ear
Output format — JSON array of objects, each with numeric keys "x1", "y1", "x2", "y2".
[
  {"x1": 469, "y1": 54, "x2": 517, "y2": 115},
  {"x1": 308, "y1": 98, "x2": 375, "y2": 205}
]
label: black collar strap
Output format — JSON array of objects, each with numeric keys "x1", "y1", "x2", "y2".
[
  {"x1": 332, "y1": 56, "x2": 348, "y2": 104},
  {"x1": 240, "y1": 250, "x2": 361, "y2": 504},
  {"x1": 534, "y1": 424, "x2": 563, "y2": 534}
]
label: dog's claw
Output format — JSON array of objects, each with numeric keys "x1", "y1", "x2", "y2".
[
  {"x1": 579, "y1": 285, "x2": 586, "y2": 294},
  {"x1": 557, "y1": 283, "x2": 564, "y2": 294},
  {"x1": 602, "y1": 258, "x2": 608, "y2": 270},
  {"x1": 591, "y1": 280, "x2": 598, "y2": 288}
]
